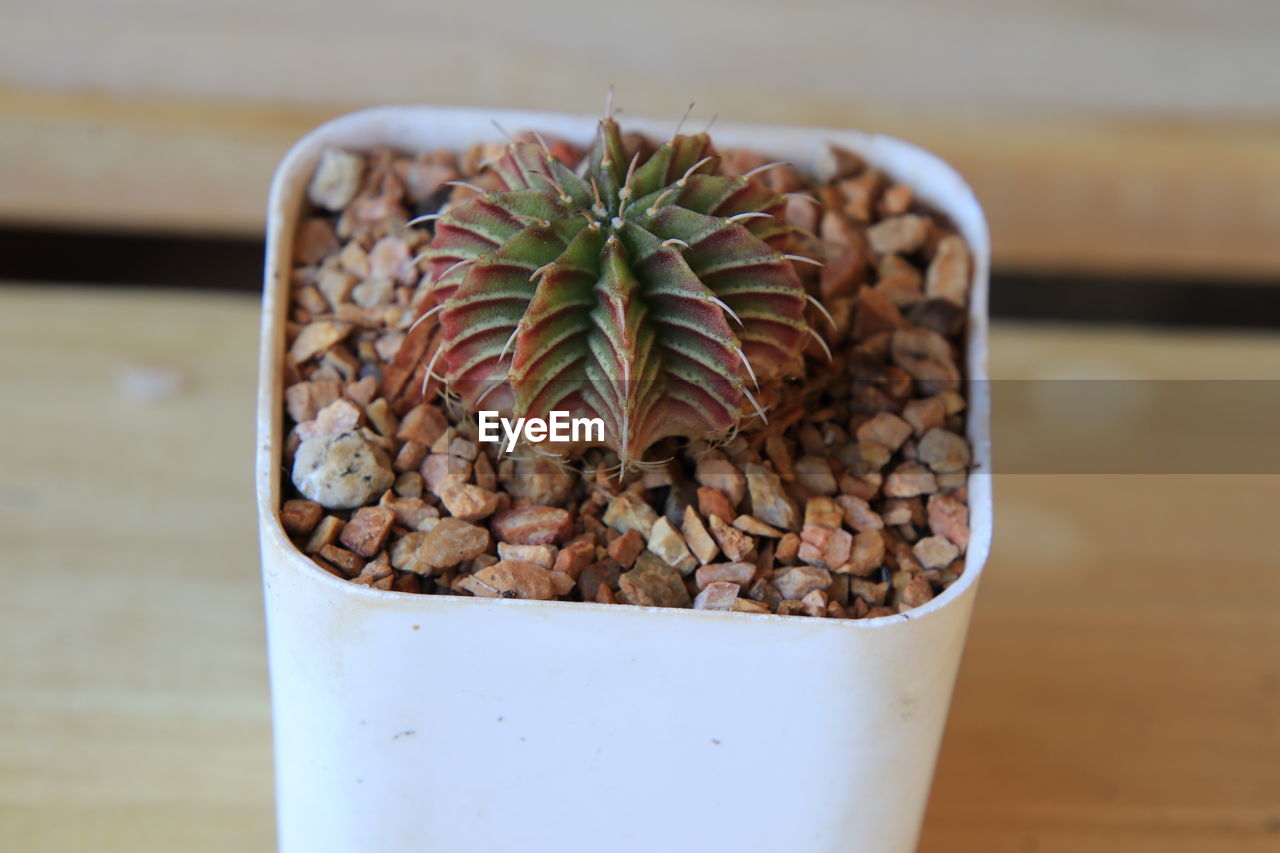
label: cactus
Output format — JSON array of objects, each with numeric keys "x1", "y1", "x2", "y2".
[{"x1": 417, "y1": 114, "x2": 816, "y2": 466}]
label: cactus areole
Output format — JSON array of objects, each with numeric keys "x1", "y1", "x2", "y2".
[{"x1": 420, "y1": 116, "x2": 813, "y2": 467}]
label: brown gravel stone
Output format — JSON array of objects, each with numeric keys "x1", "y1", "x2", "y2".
[
  {"x1": 491, "y1": 505, "x2": 573, "y2": 545},
  {"x1": 855, "y1": 412, "x2": 913, "y2": 452},
  {"x1": 744, "y1": 463, "x2": 800, "y2": 531},
  {"x1": 801, "y1": 589, "x2": 829, "y2": 617},
  {"x1": 619, "y1": 554, "x2": 692, "y2": 608},
  {"x1": 793, "y1": 456, "x2": 838, "y2": 495},
  {"x1": 694, "y1": 562, "x2": 756, "y2": 590},
  {"x1": 297, "y1": 398, "x2": 362, "y2": 441},
  {"x1": 463, "y1": 560, "x2": 566, "y2": 600},
  {"x1": 884, "y1": 463, "x2": 939, "y2": 498},
  {"x1": 289, "y1": 319, "x2": 352, "y2": 363},
  {"x1": 903, "y1": 396, "x2": 947, "y2": 436},
  {"x1": 498, "y1": 456, "x2": 576, "y2": 505},
  {"x1": 607, "y1": 528, "x2": 645, "y2": 567},
  {"x1": 772, "y1": 566, "x2": 832, "y2": 601},
  {"x1": 317, "y1": 544, "x2": 364, "y2": 577},
  {"x1": 418, "y1": 517, "x2": 490, "y2": 570},
  {"x1": 308, "y1": 148, "x2": 365, "y2": 211},
  {"x1": 849, "y1": 578, "x2": 889, "y2": 606},
  {"x1": 693, "y1": 582, "x2": 740, "y2": 611},
  {"x1": 602, "y1": 493, "x2": 659, "y2": 538},
  {"x1": 436, "y1": 477, "x2": 499, "y2": 522},
  {"x1": 708, "y1": 514, "x2": 754, "y2": 562},
  {"x1": 866, "y1": 214, "x2": 932, "y2": 256},
  {"x1": 899, "y1": 575, "x2": 935, "y2": 609},
  {"x1": 927, "y1": 493, "x2": 970, "y2": 551},
  {"x1": 804, "y1": 497, "x2": 845, "y2": 530},
  {"x1": 696, "y1": 486, "x2": 735, "y2": 524},
  {"x1": 681, "y1": 506, "x2": 719, "y2": 565},
  {"x1": 553, "y1": 538, "x2": 596, "y2": 578},
  {"x1": 647, "y1": 517, "x2": 697, "y2": 575},
  {"x1": 396, "y1": 404, "x2": 448, "y2": 447},
  {"x1": 925, "y1": 235, "x2": 970, "y2": 306},
  {"x1": 841, "y1": 530, "x2": 886, "y2": 576},
  {"x1": 918, "y1": 428, "x2": 971, "y2": 474},
  {"x1": 891, "y1": 328, "x2": 960, "y2": 394},
  {"x1": 775, "y1": 532, "x2": 801, "y2": 564},
  {"x1": 836, "y1": 495, "x2": 883, "y2": 531},
  {"x1": 339, "y1": 506, "x2": 395, "y2": 557},
  {"x1": 294, "y1": 218, "x2": 340, "y2": 265},
  {"x1": 280, "y1": 499, "x2": 323, "y2": 536},
  {"x1": 497, "y1": 542, "x2": 555, "y2": 568},
  {"x1": 798, "y1": 523, "x2": 854, "y2": 570},
  {"x1": 304, "y1": 516, "x2": 344, "y2": 553},
  {"x1": 695, "y1": 455, "x2": 745, "y2": 507},
  {"x1": 388, "y1": 531, "x2": 429, "y2": 574},
  {"x1": 285, "y1": 380, "x2": 343, "y2": 423},
  {"x1": 912, "y1": 535, "x2": 960, "y2": 571},
  {"x1": 733, "y1": 515, "x2": 783, "y2": 538},
  {"x1": 380, "y1": 494, "x2": 437, "y2": 529}
]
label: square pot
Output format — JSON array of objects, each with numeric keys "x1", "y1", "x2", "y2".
[{"x1": 257, "y1": 105, "x2": 991, "y2": 853}]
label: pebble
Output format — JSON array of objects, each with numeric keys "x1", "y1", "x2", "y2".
[
  {"x1": 280, "y1": 499, "x2": 323, "y2": 536},
  {"x1": 681, "y1": 506, "x2": 719, "y2": 565},
  {"x1": 899, "y1": 575, "x2": 935, "y2": 609},
  {"x1": 842, "y1": 530, "x2": 886, "y2": 576},
  {"x1": 696, "y1": 486, "x2": 735, "y2": 524},
  {"x1": 798, "y1": 523, "x2": 853, "y2": 570},
  {"x1": 891, "y1": 328, "x2": 960, "y2": 394},
  {"x1": 436, "y1": 477, "x2": 499, "y2": 522},
  {"x1": 836, "y1": 495, "x2": 883, "y2": 531},
  {"x1": 339, "y1": 506, "x2": 395, "y2": 557},
  {"x1": 693, "y1": 582, "x2": 740, "y2": 611},
  {"x1": 800, "y1": 589, "x2": 829, "y2": 617},
  {"x1": 743, "y1": 463, "x2": 800, "y2": 531},
  {"x1": 918, "y1": 428, "x2": 971, "y2": 474},
  {"x1": 695, "y1": 455, "x2": 745, "y2": 507},
  {"x1": 694, "y1": 562, "x2": 756, "y2": 590},
  {"x1": 866, "y1": 214, "x2": 932, "y2": 256},
  {"x1": 925, "y1": 235, "x2": 970, "y2": 306},
  {"x1": 285, "y1": 380, "x2": 343, "y2": 423},
  {"x1": 619, "y1": 554, "x2": 692, "y2": 608},
  {"x1": 491, "y1": 505, "x2": 574, "y2": 545},
  {"x1": 289, "y1": 319, "x2": 352, "y2": 363},
  {"x1": 292, "y1": 430, "x2": 395, "y2": 510},
  {"x1": 296, "y1": 398, "x2": 362, "y2": 440},
  {"x1": 849, "y1": 578, "x2": 889, "y2": 606},
  {"x1": 603, "y1": 493, "x2": 659, "y2": 538},
  {"x1": 708, "y1": 514, "x2": 754, "y2": 562},
  {"x1": 418, "y1": 518, "x2": 490, "y2": 570},
  {"x1": 462, "y1": 560, "x2": 571, "y2": 600},
  {"x1": 497, "y1": 542, "x2": 555, "y2": 569},
  {"x1": 903, "y1": 397, "x2": 947, "y2": 436},
  {"x1": 793, "y1": 456, "x2": 838, "y2": 495},
  {"x1": 553, "y1": 539, "x2": 595, "y2": 578},
  {"x1": 913, "y1": 535, "x2": 960, "y2": 571},
  {"x1": 308, "y1": 148, "x2": 366, "y2": 211},
  {"x1": 499, "y1": 456, "x2": 577, "y2": 505},
  {"x1": 396, "y1": 404, "x2": 449, "y2": 447},
  {"x1": 294, "y1": 218, "x2": 340, "y2": 265},
  {"x1": 855, "y1": 412, "x2": 913, "y2": 452},
  {"x1": 775, "y1": 532, "x2": 801, "y2": 564},
  {"x1": 733, "y1": 514, "x2": 783, "y2": 538},
  {"x1": 803, "y1": 497, "x2": 845, "y2": 530},
  {"x1": 884, "y1": 463, "x2": 939, "y2": 498},
  {"x1": 927, "y1": 493, "x2": 970, "y2": 551},
  {"x1": 647, "y1": 517, "x2": 698, "y2": 575},
  {"x1": 607, "y1": 528, "x2": 646, "y2": 567},
  {"x1": 772, "y1": 566, "x2": 832, "y2": 601}
]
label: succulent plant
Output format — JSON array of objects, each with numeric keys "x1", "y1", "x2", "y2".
[{"x1": 417, "y1": 114, "x2": 818, "y2": 466}]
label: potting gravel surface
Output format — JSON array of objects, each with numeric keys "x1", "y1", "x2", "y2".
[{"x1": 277, "y1": 128, "x2": 973, "y2": 618}]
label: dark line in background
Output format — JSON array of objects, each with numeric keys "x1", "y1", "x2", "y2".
[{"x1": 1, "y1": 226, "x2": 1278, "y2": 329}]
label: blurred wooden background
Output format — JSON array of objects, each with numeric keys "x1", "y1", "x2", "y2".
[{"x1": 2, "y1": 0, "x2": 1279, "y2": 278}]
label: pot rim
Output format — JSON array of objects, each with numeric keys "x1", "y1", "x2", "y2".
[{"x1": 257, "y1": 104, "x2": 992, "y2": 629}]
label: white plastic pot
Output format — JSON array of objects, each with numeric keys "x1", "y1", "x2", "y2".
[{"x1": 257, "y1": 106, "x2": 991, "y2": 853}]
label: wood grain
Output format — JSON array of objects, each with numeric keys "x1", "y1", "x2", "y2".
[
  {"x1": 0, "y1": 287, "x2": 1277, "y2": 851},
  {"x1": 2, "y1": 0, "x2": 1279, "y2": 277}
]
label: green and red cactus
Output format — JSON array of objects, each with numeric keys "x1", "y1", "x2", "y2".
[{"x1": 416, "y1": 115, "x2": 819, "y2": 466}]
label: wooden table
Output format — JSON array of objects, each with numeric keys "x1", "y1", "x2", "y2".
[{"x1": 1, "y1": 286, "x2": 1277, "y2": 851}]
